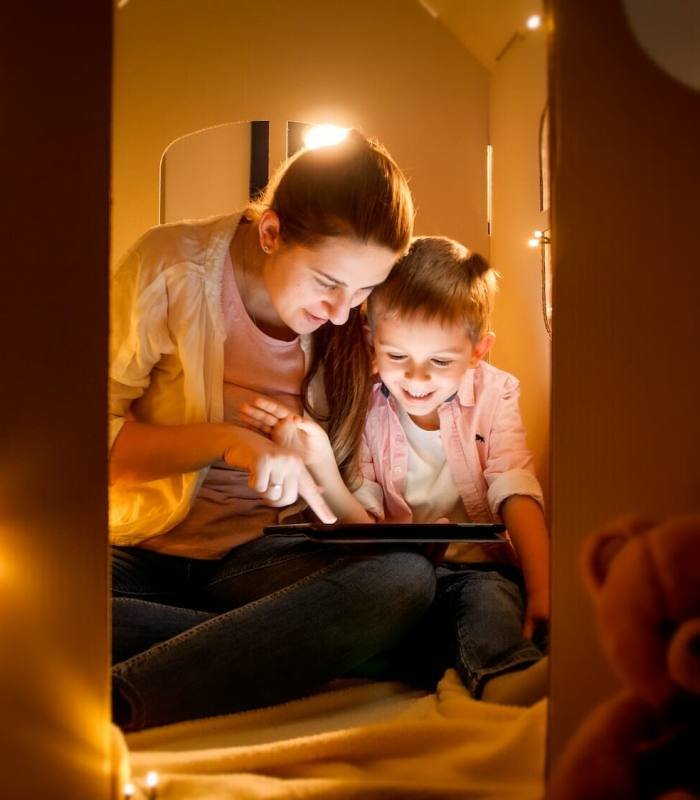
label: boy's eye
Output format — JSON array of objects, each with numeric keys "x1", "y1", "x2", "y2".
[{"x1": 431, "y1": 359, "x2": 453, "y2": 367}]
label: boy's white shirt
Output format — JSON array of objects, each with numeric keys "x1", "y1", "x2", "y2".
[{"x1": 394, "y1": 406, "x2": 464, "y2": 523}]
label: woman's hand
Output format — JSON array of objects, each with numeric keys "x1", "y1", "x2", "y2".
[
  {"x1": 221, "y1": 426, "x2": 336, "y2": 524},
  {"x1": 240, "y1": 397, "x2": 335, "y2": 468}
]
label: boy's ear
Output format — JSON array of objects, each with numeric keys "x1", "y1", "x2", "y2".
[{"x1": 469, "y1": 331, "x2": 496, "y2": 366}]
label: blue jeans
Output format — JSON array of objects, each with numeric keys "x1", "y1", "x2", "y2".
[
  {"x1": 111, "y1": 533, "x2": 436, "y2": 731},
  {"x1": 380, "y1": 562, "x2": 545, "y2": 696}
]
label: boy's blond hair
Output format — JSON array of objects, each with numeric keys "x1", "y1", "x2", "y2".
[{"x1": 367, "y1": 236, "x2": 498, "y2": 344}]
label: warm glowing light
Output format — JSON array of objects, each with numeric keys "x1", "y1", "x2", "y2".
[
  {"x1": 302, "y1": 125, "x2": 350, "y2": 150},
  {"x1": 526, "y1": 14, "x2": 541, "y2": 30},
  {"x1": 146, "y1": 771, "x2": 159, "y2": 788},
  {"x1": 123, "y1": 783, "x2": 135, "y2": 799},
  {"x1": 529, "y1": 229, "x2": 550, "y2": 247}
]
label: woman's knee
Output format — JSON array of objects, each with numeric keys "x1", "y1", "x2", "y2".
[{"x1": 355, "y1": 549, "x2": 436, "y2": 621}]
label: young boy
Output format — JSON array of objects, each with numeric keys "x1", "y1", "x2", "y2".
[{"x1": 243, "y1": 236, "x2": 549, "y2": 704}]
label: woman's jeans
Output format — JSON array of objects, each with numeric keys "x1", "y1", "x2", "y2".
[{"x1": 111, "y1": 533, "x2": 436, "y2": 731}]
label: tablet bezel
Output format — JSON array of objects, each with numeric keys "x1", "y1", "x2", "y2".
[{"x1": 263, "y1": 522, "x2": 507, "y2": 544}]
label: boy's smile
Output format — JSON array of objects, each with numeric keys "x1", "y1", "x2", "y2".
[{"x1": 372, "y1": 314, "x2": 491, "y2": 430}]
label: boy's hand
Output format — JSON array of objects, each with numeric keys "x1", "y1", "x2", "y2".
[
  {"x1": 523, "y1": 585, "x2": 550, "y2": 641},
  {"x1": 240, "y1": 397, "x2": 334, "y2": 467}
]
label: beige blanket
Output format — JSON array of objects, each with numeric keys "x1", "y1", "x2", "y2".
[{"x1": 123, "y1": 670, "x2": 546, "y2": 799}]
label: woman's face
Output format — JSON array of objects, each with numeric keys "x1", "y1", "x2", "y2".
[{"x1": 263, "y1": 235, "x2": 398, "y2": 335}]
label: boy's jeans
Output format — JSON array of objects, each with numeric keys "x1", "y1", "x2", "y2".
[
  {"x1": 111, "y1": 533, "x2": 436, "y2": 731},
  {"x1": 383, "y1": 562, "x2": 546, "y2": 696}
]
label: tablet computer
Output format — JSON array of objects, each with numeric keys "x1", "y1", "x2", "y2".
[{"x1": 263, "y1": 522, "x2": 507, "y2": 544}]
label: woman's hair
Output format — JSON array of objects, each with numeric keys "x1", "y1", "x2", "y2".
[
  {"x1": 249, "y1": 129, "x2": 413, "y2": 251},
  {"x1": 367, "y1": 236, "x2": 498, "y2": 344},
  {"x1": 247, "y1": 130, "x2": 414, "y2": 487}
]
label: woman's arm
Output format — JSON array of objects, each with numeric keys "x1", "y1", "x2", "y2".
[
  {"x1": 500, "y1": 494, "x2": 550, "y2": 639},
  {"x1": 110, "y1": 420, "x2": 241, "y2": 484},
  {"x1": 110, "y1": 419, "x2": 336, "y2": 523}
]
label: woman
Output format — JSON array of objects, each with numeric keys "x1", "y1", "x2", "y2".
[{"x1": 110, "y1": 131, "x2": 436, "y2": 731}]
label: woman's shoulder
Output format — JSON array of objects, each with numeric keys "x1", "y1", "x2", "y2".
[{"x1": 114, "y1": 213, "x2": 241, "y2": 284}]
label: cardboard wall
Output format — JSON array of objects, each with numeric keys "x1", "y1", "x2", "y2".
[{"x1": 0, "y1": 4, "x2": 111, "y2": 798}]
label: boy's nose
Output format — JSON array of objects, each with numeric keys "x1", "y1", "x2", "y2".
[{"x1": 405, "y1": 364, "x2": 430, "y2": 381}]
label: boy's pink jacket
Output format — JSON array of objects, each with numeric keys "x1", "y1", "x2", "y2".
[{"x1": 356, "y1": 361, "x2": 544, "y2": 523}]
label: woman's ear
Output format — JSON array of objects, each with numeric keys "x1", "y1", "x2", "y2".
[
  {"x1": 258, "y1": 209, "x2": 281, "y2": 254},
  {"x1": 470, "y1": 331, "x2": 496, "y2": 366}
]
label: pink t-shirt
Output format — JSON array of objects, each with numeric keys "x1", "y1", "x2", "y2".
[{"x1": 142, "y1": 251, "x2": 304, "y2": 558}]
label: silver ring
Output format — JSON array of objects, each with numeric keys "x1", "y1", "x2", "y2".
[{"x1": 270, "y1": 483, "x2": 282, "y2": 490}]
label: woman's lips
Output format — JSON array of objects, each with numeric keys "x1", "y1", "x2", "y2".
[{"x1": 304, "y1": 309, "x2": 327, "y2": 325}]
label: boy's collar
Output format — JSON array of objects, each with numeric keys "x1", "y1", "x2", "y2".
[{"x1": 457, "y1": 368, "x2": 476, "y2": 407}]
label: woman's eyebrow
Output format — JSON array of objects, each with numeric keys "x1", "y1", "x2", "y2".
[{"x1": 315, "y1": 269, "x2": 346, "y2": 286}]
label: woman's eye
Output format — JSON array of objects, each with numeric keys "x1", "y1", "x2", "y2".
[
  {"x1": 316, "y1": 278, "x2": 337, "y2": 291},
  {"x1": 387, "y1": 354, "x2": 406, "y2": 361},
  {"x1": 431, "y1": 359, "x2": 453, "y2": 367}
]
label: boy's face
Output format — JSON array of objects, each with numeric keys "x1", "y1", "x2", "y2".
[{"x1": 372, "y1": 313, "x2": 492, "y2": 430}]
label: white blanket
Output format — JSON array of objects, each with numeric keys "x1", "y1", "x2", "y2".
[{"x1": 123, "y1": 670, "x2": 546, "y2": 799}]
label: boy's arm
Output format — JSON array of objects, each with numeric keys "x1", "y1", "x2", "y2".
[
  {"x1": 481, "y1": 377, "x2": 549, "y2": 637},
  {"x1": 307, "y1": 453, "x2": 373, "y2": 523},
  {"x1": 500, "y1": 495, "x2": 550, "y2": 638}
]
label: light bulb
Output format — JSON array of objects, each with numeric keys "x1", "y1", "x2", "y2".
[
  {"x1": 302, "y1": 125, "x2": 349, "y2": 150},
  {"x1": 526, "y1": 15, "x2": 541, "y2": 30}
]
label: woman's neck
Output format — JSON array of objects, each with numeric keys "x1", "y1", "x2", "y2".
[{"x1": 230, "y1": 217, "x2": 296, "y2": 341}]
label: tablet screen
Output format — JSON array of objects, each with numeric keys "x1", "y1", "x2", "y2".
[{"x1": 264, "y1": 522, "x2": 507, "y2": 543}]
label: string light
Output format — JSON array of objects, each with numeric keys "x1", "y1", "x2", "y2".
[
  {"x1": 528, "y1": 229, "x2": 550, "y2": 247},
  {"x1": 526, "y1": 14, "x2": 541, "y2": 30},
  {"x1": 123, "y1": 782, "x2": 135, "y2": 799},
  {"x1": 146, "y1": 771, "x2": 159, "y2": 799}
]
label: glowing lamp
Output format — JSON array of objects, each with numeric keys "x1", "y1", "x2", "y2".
[{"x1": 303, "y1": 125, "x2": 349, "y2": 150}]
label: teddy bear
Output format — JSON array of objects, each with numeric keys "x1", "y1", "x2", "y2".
[{"x1": 549, "y1": 514, "x2": 700, "y2": 800}]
